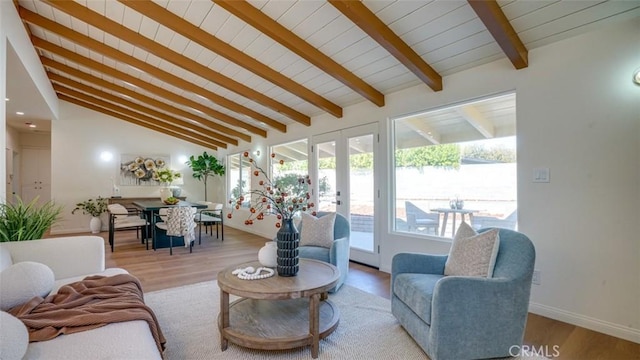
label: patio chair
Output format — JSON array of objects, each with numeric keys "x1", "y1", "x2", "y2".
[{"x1": 405, "y1": 201, "x2": 440, "y2": 234}]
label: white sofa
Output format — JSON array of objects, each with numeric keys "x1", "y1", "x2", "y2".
[{"x1": 0, "y1": 236, "x2": 162, "y2": 360}]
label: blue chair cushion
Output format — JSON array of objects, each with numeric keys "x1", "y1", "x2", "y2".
[
  {"x1": 298, "y1": 246, "x2": 330, "y2": 263},
  {"x1": 393, "y1": 273, "x2": 444, "y2": 326}
]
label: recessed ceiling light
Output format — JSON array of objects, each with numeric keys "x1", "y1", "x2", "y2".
[
  {"x1": 4, "y1": 98, "x2": 9, "y2": 101},
  {"x1": 16, "y1": 111, "x2": 24, "y2": 116},
  {"x1": 26, "y1": 122, "x2": 36, "y2": 128}
]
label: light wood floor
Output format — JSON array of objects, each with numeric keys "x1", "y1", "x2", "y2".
[{"x1": 52, "y1": 226, "x2": 638, "y2": 359}]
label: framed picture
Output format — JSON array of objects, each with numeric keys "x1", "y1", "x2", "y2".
[{"x1": 119, "y1": 154, "x2": 170, "y2": 186}]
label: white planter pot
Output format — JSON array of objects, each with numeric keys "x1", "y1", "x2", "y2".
[
  {"x1": 258, "y1": 241, "x2": 277, "y2": 268},
  {"x1": 89, "y1": 216, "x2": 102, "y2": 234},
  {"x1": 160, "y1": 188, "x2": 173, "y2": 201}
]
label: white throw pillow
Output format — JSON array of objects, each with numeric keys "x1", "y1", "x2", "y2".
[
  {"x1": 444, "y1": 222, "x2": 500, "y2": 278},
  {"x1": 0, "y1": 311, "x2": 29, "y2": 360},
  {"x1": 299, "y1": 212, "x2": 336, "y2": 249},
  {"x1": 0, "y1": 261, "x2": 54, "y2": 311}
]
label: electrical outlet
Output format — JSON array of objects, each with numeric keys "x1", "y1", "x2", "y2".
[{"x1": 532, "y1": 270, "x2": 541, "y2": 285}]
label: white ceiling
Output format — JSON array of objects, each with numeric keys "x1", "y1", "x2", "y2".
[{"x1": 5, "y1": 0, "x2": 639, "y2": 139}]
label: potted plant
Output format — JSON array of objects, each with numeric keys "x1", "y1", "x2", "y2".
[
  {"x1": 72, "y1": 197, "x2": 108, "y2": 234},
  {"x1": 0, "y1": 197, "x2": 63, "y2": 241},
  {"x1": 186, "y1": 152, "x2": 225, "y2": 201},
  {"x1": 154, "y1": 168, "x2": 182, "y2": 201}
]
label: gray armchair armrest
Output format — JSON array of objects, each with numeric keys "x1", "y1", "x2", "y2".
[{"x1": 391, "y1": 253, "x2": 447, "y2": 284}]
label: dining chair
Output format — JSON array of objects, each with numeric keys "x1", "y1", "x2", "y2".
[
  {"x1": 194, "y1": 201, "x2": 224, "y2": 244},
  {"x1": 154, "y1": 206, "x2": 197, "y2": 255},
  {"x1": 106, "y1": 203, "x2": 149, "y2": 252}
]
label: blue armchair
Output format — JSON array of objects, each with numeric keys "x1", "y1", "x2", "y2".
[
  {"x1": 391, "y1": 228, "x2": 535, "y2": 360},
  {"x1": 297, "y1": 212, "x2": 350, "y2": 293}
]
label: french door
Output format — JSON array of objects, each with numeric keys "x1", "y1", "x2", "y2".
[{"x1": 311, "y1": 123, "x2": 379, "y2": 267}]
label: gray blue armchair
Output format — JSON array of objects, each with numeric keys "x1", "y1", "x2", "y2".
[
  {"x1": 298, "y1": 212, "x2": 350, "y2": 293},
  {"x1": 391, "y1": 228, "x2": 535, "y2": 360}
]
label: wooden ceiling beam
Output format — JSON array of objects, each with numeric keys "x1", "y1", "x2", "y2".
[
  {"x1": 467, "y1": 0, "x2": 528, "y2": 69},
  {"x1": 40, "y1": 0, "x2": 311, "y2": 125},
  {"x1": 19, "y1": 7, "x2": 279, "y2": 135},
  {"x1": 213, "y1": 0, "x2": 384, "y2": 108},
  {"x1": 48, "y1": 72, "x2": 231, "y2": 148},
  {"x1": 58, "y1": 94, "x2": 218, "y2": 150},
  {"x1": 56, "y1": 88, "x2": 222, "y2": 150},
  {"x1": 33, "y1": 37, "x2": 252, "y2": 142},
  {"x1": 329, "y1": 0, "x2": 442, "y2": 92},
  {"x1": 20, "y1": 7, "x2": 285, "y2": 134},
  {"x1": 120, "y1": 0, "x2": 343, "y2": 118}
]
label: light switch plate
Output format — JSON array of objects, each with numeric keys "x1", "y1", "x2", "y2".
[{"x1": 533, "y1": 168, "x2": 550, "y2": 183}]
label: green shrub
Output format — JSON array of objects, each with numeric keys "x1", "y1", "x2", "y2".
[{"x1": 0, "y1": 197, "x2": 63, "y2": 242}]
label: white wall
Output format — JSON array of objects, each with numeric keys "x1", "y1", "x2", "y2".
[
  {"x1": 1, "y1": 0, "x2": 58, "y2": 202},
  {"x1": 51, "y1": 101, "x2": 223, "y2": 234},
  {"x1": 221, "y1": 17, "x2": 640, "y2": 342}
]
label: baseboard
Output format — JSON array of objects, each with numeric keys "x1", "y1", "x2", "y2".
[{"x1": 529, "y1": 301, "x2": 640, "y2": 344}]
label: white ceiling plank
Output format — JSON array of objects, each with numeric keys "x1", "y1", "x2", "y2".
[
  {"x1": 375, "y1": 0, "x2": 443, "y2": 26},
  {"x1": 87, "y1": 25, "x2": 104, "y2": 43},
  {"x1": 257, "y1": 0, "x2": 296, "y2": 22},
  {"x1": 84, "y1": 0, "x2": 104, "y2": 16},
  {"x1": 455, "y1": 105, "x2": 495, "y2": 139},
  {"x1": 138, "y1": 16, "x2": 160, "y2": 41},
  {"x1": 215, "y1": 12, "x2": 248, "y2": 44},
  {"x1": 412, "y1": 19, "x2": 486, "y2": 55},
  {"x1": 121, "y1": 6, "x2": 143, "y2": 32},
  {"x1": 201, "y1": 5, "x2": 230, "y2": 35},
  {"x1": 519, "y1": 1, "x2": 640, "y2": 46},
  {"x1": 236, "y1": 27, "x2": 266, "y2": 53},
  {"x1": 318, "y1": 26, "x2": 368, "y2": 57},
  {"x1": 168, "y1": 33, "x2": 191, "y2": 55},
  {"x1": 117, "y1": 40, "x2": 135, "y2": 57},
  {"x1": 154, "y1": 25, "x2": 175, "y2": 48},
  {"x1": 51, "y1": 7, "x2": 73, "y2": 29},
  {"x1": 165, "y1": 0, "x2": 189, "y2": 18},
  {"x1": 181, "y1": 42, "x2": 205, "y2": 62},
  {"x1": 305, "y1": 14, "x2": 353, "y2": 49},
  {"x1": 277, "y1": 1, "x2": 326, "y2": 32},
  {"x1": 400, "y1": 3, "x2": 478, "y2": 47},
  {"x1": 426, "y1": 31, "x2": 495, "y2": 64},
  {"x1": 509, "y1": 0, "x2": 600, "y2": 32},
  {"x1": 362, "y1": 0, "x2": 394, "y2": 14},
  {"x1": 291, "y1": 3, "x2": 341, "y2": 40},
  {"x1": 104, "y1": 0, "x2": 125, "y2": 24},
  {"x1": 34, "y1": 1, "x2": 55, "y2": 21},
  {"x1": 500, "y1": 0, "x2": 558, "y2": 21},
  {"x1": 184, "y1": 1, "x2": 215, "y2": 27}
]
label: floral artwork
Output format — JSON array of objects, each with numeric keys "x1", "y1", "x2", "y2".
[{"x1": 119, "y1": 154, "x2": 171, "y2": 186}]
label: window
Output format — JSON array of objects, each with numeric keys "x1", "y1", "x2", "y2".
[
  {"x1": 392, "y1": 93, "x2": 517, "y2": 238},
  {"x1": 227, "y1": 152, "x2": 251, "y2": 207},
  {"x1": 270, "y1": 139, "x2": 308, "y2": 181}
]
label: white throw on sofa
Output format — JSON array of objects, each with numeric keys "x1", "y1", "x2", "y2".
[{"x1": 0, "y1": 236, "x2": 162, "y2": 360}]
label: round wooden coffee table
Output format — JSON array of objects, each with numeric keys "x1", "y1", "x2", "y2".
[{"x1": 217, "y1": 259, "x2": 340, "y2": 358}]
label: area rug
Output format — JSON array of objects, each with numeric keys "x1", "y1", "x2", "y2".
[{"x1": 144, "y1": 281, "x2": 548, "y2": 359}]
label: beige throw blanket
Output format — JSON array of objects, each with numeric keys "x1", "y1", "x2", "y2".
[{"x1": 8, "y1": 274, "x2": 166, "y2": 357}]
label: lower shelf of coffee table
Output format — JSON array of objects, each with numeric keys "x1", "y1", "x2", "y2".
[{"x1": 219, "y1": 297, "x2": 339, "y2": 350}]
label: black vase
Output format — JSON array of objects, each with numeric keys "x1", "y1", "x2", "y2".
[{"x1": 276, "y1": 218, "x2": 300, "y2": 276}]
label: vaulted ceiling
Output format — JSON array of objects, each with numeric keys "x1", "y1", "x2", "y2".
[{"x1": 6, "y1": 0, "x2": 639, "y2": 149}]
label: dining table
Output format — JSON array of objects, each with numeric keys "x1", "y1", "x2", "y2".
[
  {"x1": 132, "y1": 200, "x2": 207, "y2": 249},
  {"x1": 430, "y1": 207, "x2": 479, "y2": 238}
]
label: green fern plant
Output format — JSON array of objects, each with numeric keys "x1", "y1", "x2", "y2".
[{"x1": 0, "y1": 197, "x2": 63, "y2": 242}]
